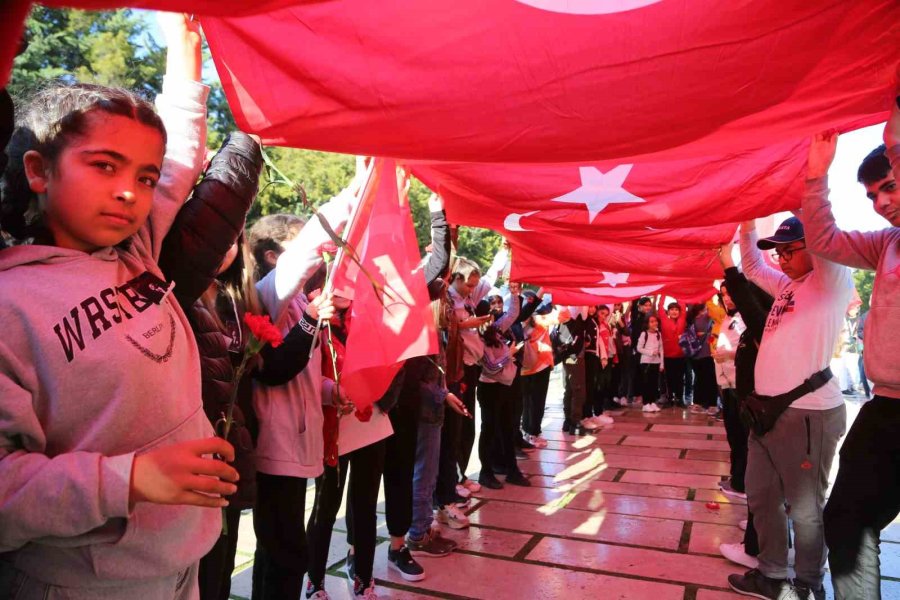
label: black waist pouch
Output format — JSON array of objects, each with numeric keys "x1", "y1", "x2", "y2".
[{"x1": 741, "y1": 367, "x2": 833, "y2": 436}]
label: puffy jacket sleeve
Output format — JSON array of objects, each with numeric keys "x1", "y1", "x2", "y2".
[
  {"x1": 158, "y1": 132, "x2": 262, "y2": 310},
  {"x1": 424, "y1": 210, "x2": 451, "y2": 295}
]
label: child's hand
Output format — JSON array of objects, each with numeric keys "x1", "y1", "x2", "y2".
[
  {"x1": 807, "y1": 131, "x2": 839, "y2": 179},
  {"x1": 157, "y1": 12, "x2": 202, "y2": 82},
  {"x1": 306, "y1": 291, "x2": 335, "y2": 322},
  {"x1": 446, "y1": 392, "x2": 472, "y2": 418},
  {"x1": 130, "y1": 437, "x2": 239, "y2": 510}
]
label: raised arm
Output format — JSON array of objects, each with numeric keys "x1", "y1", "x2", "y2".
[
  {"x1": 256, "y1": 192, "x2": 353, "y2": 324},
  {"x1": 739, "y1": 220, "x2": 788, "y2": 297},
  {"x1": 802, "y1": 132, "x2": 893, "y2": 271},
  {"x1": 159, "y1": 132, "x2": 262, "y2": 309},
  {"x1": 145, "y1": 13, "x2": 208, "y2": 257},
  {"x1": 471, "y1": 246, "x2": 509, "y2": 302},
  {"x1": 423, "y1": 194, "x2": 451, "y2": 289},
  {"x1": 492, "y1": 287, "x2": 521, "y2": 332}
]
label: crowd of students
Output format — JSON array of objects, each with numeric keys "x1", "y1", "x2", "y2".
[{"x1": 0, "y1": 12, "x2": 897, "y2": 600}]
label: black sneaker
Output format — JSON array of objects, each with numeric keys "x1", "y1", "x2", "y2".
[
  {"x1": 406, "y1": 529, "x2": 455, "y2": 558},
  {"x1": 728, "y1": 568, "x2": 788, "y2": 599},
  {"x1": 386, "y1": 545, "x2": 425, "y2": 581},
  {"x1": 518, "y1": 436, "x2": 536, "y2": 450},
  {"x1": 562, "y1": 419, "x2": 572, "y2": 432},
  {"x1": 515, "y1": 448, "x2": 528, "y2": 460},
  {"x1": 478, "y1": 474, "x2": 503, "y2": 489},
  {"x1": 506, "y1": 472, "x2": 531, "y2": 487}
]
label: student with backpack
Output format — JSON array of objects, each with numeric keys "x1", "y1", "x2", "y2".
[{"x1": 636, "y1": 315, "x2": 665, "y2": 412}]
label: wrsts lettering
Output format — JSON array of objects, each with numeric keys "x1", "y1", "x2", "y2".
[{"x1": 53, "y1": 307, "x2": 85, "y2": 363}]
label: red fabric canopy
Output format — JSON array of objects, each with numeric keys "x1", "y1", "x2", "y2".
[
  {"x1": 203, "y1": 0, "x2": 897, "y2": 163},
  {"x1": 0, "y1": 0, "x2": 319, "y2": 86}
]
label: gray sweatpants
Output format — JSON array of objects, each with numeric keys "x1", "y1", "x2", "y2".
[
  {"x1": 746, "y1": 404, "x2": 846, "y2": 588},
  {"x1": 0, "y1": 562, "x2": 199, "y2": 600}
]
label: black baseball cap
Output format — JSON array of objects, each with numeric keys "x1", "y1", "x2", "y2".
[{"x1": 756, "y1": 216, "x2": 805, "y2": 250}]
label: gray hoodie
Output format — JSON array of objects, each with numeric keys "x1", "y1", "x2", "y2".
[{"x1": 0, "y1": 78, "x2": 219, "y2": 588}]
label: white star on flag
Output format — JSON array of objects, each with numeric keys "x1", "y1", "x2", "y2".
[
  {"x1": 551, "y1": 165, "x2": 645, "y2": 222},
  {"x1": 599, "y1": 272, "x2": 630, "y2": 287}
]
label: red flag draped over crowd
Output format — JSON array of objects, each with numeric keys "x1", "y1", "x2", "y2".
[
  {"x1": 202, "y1": 0, "x2": 897, "y2": 163},
  {"x1": 332, "y1": 159, "x2": 437, "y2": 408}
]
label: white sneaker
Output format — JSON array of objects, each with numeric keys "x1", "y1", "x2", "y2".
[
  {"x1": 455, "y1": 484, "x2": 472, "y2": 499},
  {"x1": 615, "y1": 397, "x2": 629, "y2": 406},
  {"x1": 739, "y1": 519, "x2": 748, "y2": 531},
  {"x1": 352, "y1": 580, "x2": 379, "y2": 599},
  {"x1": 308, "y1": 591, "x2": 330, "y2": 600},
  {"x1": 579, "y1": 418, "x2": 599, "y2": 431},
  {"x1": 436, "y1": 505, "x2": 470, "y2": 529},
  {"x1": 719, "y1": 542, "x2": 759, "y2": 569},
  {"x1": 642, "y1": 403, "x2": 656, "y2": 413},
  {"x1": 461, "y1": 479, "x2": 481, "y2": 493},
  {"x1": 593, "y1": 414, "x2": 615, "y2": 425}
]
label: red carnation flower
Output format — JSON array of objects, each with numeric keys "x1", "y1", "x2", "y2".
[{"x1": 244, "y1": 313, "x2": 284, "y2": 348}]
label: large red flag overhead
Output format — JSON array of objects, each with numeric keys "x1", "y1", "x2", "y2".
[
  {"x1": 509, "y1": 240, "x2": 724, "y2": 288},
  {"x1": 333, "y1": 158, "x2": 437, "y2": 409},
  {"x1": 411, "y1": 139, "x2": 809, "y2": 235},
  {"x1": 546, "y1": 283, "x2": 716, "y2": 308},
  {"x1": 1, "y1": 0, "x2": 319, "y2": 86},
  {"x1": 203, "y1": 0, "x2": 897, "y2": 163}
]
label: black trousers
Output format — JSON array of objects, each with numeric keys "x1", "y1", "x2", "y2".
[
  {"x1": 457, "y1": 364, "x2": 481, "y2": 480},
  {"x1": 584, "y1": 353, "x2": 612, "y2": 417},
  {"x1": 563, "y1": 357, "x2": 587, "y2": 426},
  {"x1": 199, "y1": 505, "x2": 243, "y2": 600},
  {"x1": 478, "y1": 381, "x2": 520, "y2": 479},
  {"x1": 664, "y1": 357, "x2": 686, "y2": 402},
  {"x1": 307, "y1": 440, "x2": 386, "y2": 588},
  {"x1": 511, "y1": 368, "x2": 525, "y2": 444},
  {"x1": 691, "y1": 356, "x2": 718, "y2": 408},
  {"x1": 251, "y1": 472, "x2": 308, "y2": 600},
  {"x1": 617, "y1": 350, "x2": 634, "y2": 399},
  {"x1": 720, "y1": 387, "x2": 748, "y2": 492},
  {"x1": 825, "y1": 396, "x2": 900, "y2": 593},
  {"x1": 384, "y1": 401, "x2": 417, "y2": 538},
  {"x1": 640, "y1": 363, "x2": 661, "y2": 404},
  {"x1": 521, "y1": 367, "x2": 551, "y2": 436}
]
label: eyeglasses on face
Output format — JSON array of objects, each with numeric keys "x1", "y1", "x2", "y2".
[{"x1": 772, "y1": 244, "x2": 806, "y2": 262}]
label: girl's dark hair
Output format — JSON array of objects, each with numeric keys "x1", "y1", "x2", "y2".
[
  {"x1": 1, "y1": 84, "x2": 166, "y2": 241},
  {"x1": 686, "y1": 303, "x2": 705, "y2": 324},
  {"x1": 247, "y1": 213, "x2": 306, "y2": 280}
]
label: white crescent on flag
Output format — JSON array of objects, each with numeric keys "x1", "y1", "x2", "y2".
[
  {"x1": 503, "y1": 211, "x2": 539, "y2": 232},
  {"x1": 514, "y1": 0, "x2": 663, "y2": 15},
  {"x1": 580, "y1": 284, "x2": 664, "y2": 297}
]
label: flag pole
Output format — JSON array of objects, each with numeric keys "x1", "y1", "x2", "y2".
[{"x1": 307, "y1": 157, "x2": 377, "y2": 360}]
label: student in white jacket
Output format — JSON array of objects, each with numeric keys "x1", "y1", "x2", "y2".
[{"x1": 636, "y1": 315, "x2": 665, "y2": 413}]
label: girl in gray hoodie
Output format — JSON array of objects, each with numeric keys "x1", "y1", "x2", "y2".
[{"x1": 0, "y1": 18, "x2": 239, "y2": 600}]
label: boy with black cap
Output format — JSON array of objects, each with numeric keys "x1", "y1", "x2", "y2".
[
  {"x1": 800, "y1": 85, "x2": 900, "y2": 599},
  {"x1": 729, "y1": 214, "x2": 853, "y2": 600}
]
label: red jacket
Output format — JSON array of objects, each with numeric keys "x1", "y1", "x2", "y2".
[{"x1": 659, "y1": 312, "x2": 686, "y2": 358}]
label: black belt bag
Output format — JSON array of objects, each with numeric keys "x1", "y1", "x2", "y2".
[{"x1": 741, "y1": 367, "x2": 833, "y2": 437}]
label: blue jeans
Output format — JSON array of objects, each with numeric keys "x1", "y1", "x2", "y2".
[
  {"x1": 409, "y1": 385, "x2": 445, "y2": 540},
  {"x1": 410, "y1": 420, "x2": 443, "y2": 540}
]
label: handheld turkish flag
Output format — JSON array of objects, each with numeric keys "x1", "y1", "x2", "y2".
[
  {"x1": 202, "y1": 0, "x2": 896, "y2": 163},
  {"x1": 331, "y1": 158, "x2": 437, "y2": 408}
]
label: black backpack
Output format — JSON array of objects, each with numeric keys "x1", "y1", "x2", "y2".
[{"x1": 551, "y1": 318, "x2": 585, "y2": 364}]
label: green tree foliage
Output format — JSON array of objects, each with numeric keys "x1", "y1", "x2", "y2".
[
  {"x1": 6, "y1": 7, "x2": 502, "y2": 267},
  {"x1": 8, "y1": 7, "x2": 164, "y2": 100},
  {"x1": 853, "y1": 269, "x2": 875, "y2": 312}
]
